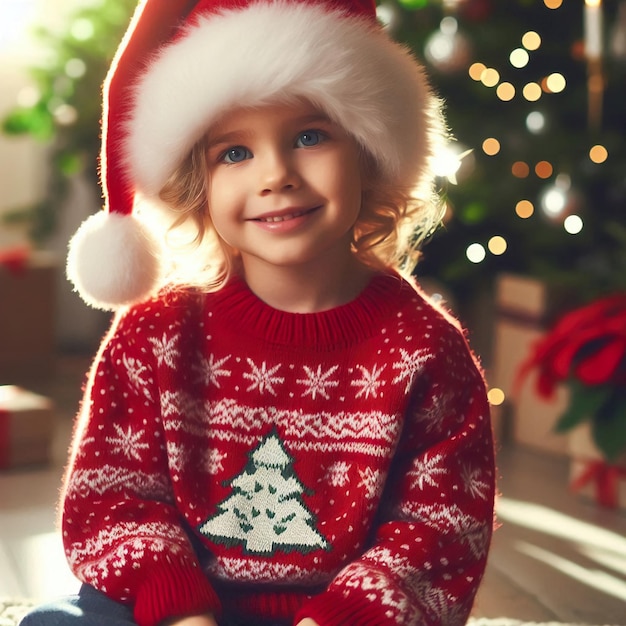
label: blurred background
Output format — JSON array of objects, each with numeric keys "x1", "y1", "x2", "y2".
[
  {"x1": 0, "y1": 0, "x2": 625, "y2": 619},
  {"x1": 1, "y1": 0, "x2": 625, "y2": 353}
]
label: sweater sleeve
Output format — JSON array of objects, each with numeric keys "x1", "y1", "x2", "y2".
[
  {"x1": 295, "y1": 324, "x2": 496, "y2": 626},
  {"x1": 61, "y1": 302, "x2": 220, "y2": 626}
]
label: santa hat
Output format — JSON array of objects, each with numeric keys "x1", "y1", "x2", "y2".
[{"x1": 67, "y1": 0, "x2": 442, "y2": 310}]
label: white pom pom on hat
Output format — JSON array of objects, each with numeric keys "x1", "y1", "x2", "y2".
[
  {"x1": 67, "y1": 0, "x2": 442, "y2": 310},
  {"x1": 67, "y1": 212, "x2": 162, "y2": 310}
]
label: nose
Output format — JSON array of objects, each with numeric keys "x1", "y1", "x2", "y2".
[{"x1": 258, "y1": 148, "x2": 301, "y2": 195}]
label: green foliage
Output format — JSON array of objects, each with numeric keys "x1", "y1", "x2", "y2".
[
  {"x1": 2, "y1": 0, "x2": 135, "y2": 245},
  {"x1": 557, "y1": 381, "x2": 626, "y2": 462}
]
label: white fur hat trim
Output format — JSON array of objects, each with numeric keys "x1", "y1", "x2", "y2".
[{"x1": 127, "y1": 1, "x2": 439, "y2": 198}]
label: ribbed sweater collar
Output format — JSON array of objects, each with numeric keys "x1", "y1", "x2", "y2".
[{"x1": 209, "y1": 271, "x2": 412, "y2": 349}]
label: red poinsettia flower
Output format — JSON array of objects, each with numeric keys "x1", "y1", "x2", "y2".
[
  {"x1": 518, "y1": 294, "x2": 626, "y2": 397},
  {"x1": 516, "y1": 293, "x2": 626, "y2": 462}
]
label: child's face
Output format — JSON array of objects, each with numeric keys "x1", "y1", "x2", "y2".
[{"x1": 205, "y1": 100, "x2": 364, "y2": 273}]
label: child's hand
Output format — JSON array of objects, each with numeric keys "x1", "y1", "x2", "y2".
[
  {"x1": 296, "y1": 620, "x2": 320, "y2": 626},
  {"x1": 162, "y1": 615, "x2": 218, "y2": 626}
]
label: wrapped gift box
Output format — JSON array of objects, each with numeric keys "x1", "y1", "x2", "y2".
[
  {"x1": 569, "y1": 423, "x2": 626, "y2": 510},
  {"x1": 492, "y1": 273, "x2": 573, "y2": 456},
  {"x1": 0, "y1": 385, "x2": 55, "y2": 469},
  {"x1": 0, "y1": 250, "x2": 57, "y2": 380}
]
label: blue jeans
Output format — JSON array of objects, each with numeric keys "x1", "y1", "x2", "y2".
[
  {"x1": 20, "y1": 583, "x2": 290, "y2": 626},
  {"x1": 20, "y1": 585, "x2": 134, "y2": 625}
]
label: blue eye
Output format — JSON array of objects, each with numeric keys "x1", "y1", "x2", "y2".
[
  {"x1": 296, "y1": 130, "x2": 324, "y2": 148},
  {"x1": 222, "y1": 146, "x2": 252, "y2": 164}
]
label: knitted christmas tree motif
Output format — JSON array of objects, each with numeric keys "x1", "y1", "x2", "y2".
[{"x1": 199, "y1": 430, "x2": 329, "y2": 555}]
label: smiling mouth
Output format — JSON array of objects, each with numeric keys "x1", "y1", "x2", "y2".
[{"x1": 254, "y1": 207, "x2": 320, "y2": 223}]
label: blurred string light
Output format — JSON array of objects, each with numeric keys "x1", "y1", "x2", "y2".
[
  {"x1": 564, "y1": 215, "x2": 584, "y2": 234},
  {"x1": 523, "y1": 82, "x2": 542, "y2": 101},
  {"x1": 510, "y1": 48, "x2": 530, "y2": 68},
  {"x1": 424, "y1": 16, "x2": 472, "y2": 73},
  {"x1": 535, "y1": 160, "x2": 553, "y2": 179},
  {"x1": 488, "y1": 236, "x2": 507, "y2": 255},
  {"x1": 376, "y1": 2, "x2": 401, "y2": 31},
  {"x1": 526, "y1": 110, "x2": 546, "y2": 133},
  {"x1": 512, "y1": 161, "x2": 530, "y2": 178},
  {"x1": 482, "y1": 138, "x2": 500, "y2": 156},
  {"x1": 496, "y1": 82, "x2": 516, "y2": 101},
  {"x1": 465, "y1": 234, "x2": 508, "y2": 263},
  {"x1": 522, "y1": 31, "x2": 542, "y2": 50},
  {"x1": 468, "y1": 28, "x2": 568, "y2": 107},
  {"x1": 544, "y1": 73, "x2": 566, "y2": 93},
  {"x1": 466, "y1": 243, "x2": 486, "y2": 264},
  {"x1": 544, "y1": 0, "x2": 564, "y2": 9},
  {"x1": 538, "y1": 174, "x2": 584, "y2": 236},
  {"x1": 487, "y1": 388, "x2": 505, "y2": 406},
  {"x1": 589, "y1": 144, "x2": 609, "y2": 163},
  {"x1": 516, "y1": 200, "x2": 535, "y2": 219}
]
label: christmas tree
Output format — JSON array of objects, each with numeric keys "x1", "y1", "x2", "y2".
[
  {"x1": 199, "y1": 432, "x2": 329, "y2": 555},
  {"x1": 384, "y1": 0, "x2": 626, "y2": 309}
]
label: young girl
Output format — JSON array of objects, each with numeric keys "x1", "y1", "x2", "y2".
[{"x1": 23, "y1": 0, "x2": 495, "y2": 625}]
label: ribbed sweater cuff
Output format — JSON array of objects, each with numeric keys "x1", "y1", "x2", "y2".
[
  {"x1": 134, "y1": 560, "x2": 221, "y2": 626},
  {"x1": 295, "y1": 588, "x2": 399, "y2": 626}
]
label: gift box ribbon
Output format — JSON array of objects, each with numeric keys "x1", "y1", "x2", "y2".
[
  {"x1": 0, "y1": 246, "x2": 30, "y2": 276},
  {"x1": 571, "y1": 459, "x2": 626, "y2": 509}
]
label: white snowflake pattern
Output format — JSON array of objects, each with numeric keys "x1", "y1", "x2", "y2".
[
  {"x1": 166, "y1": 441, "x2": 185, "y2": 473},
  {"x1": 122, "y1": 354, "x2": 152, "y2": 400},
  {"x1": 297, "y1": 364, "x2": 339, "y2": 400},
  {"x1": 412, "y1": 391, "x2": 452, "y2": 434},
  {"x1": 357, "y1": 467, "x2": 384, "y2": 500},
  {"x1": 392, "y1": 348, "x2": 434, "y2": 393},
  {"x1": 105, "y1": 424, "x2": 150, "y2": 461},
  {"x1": 207, "y1": 448, "x2": 226, "y2": 475},
  {"x1": 148, "y1": 332, "x2": 180, "y2": 369},
  {"x1": 351, "y1": 364, "x2": 386, "y2": 399},
  {"x1": 333, "y1": 560, "x2": 422, "y2": 625},
  {"x1": 403, "y1": 502, "x2": 490, "y2": 561},
  {"x1": 461, "y1": 463, "x2": 490, "y2": 500},
  {"x1": 194, "y1": 353, "x2": 232, "y2": 388},
  {"x1": 243, "y1": 359, "x2": 284, "y2": 396},
  {"x1": 323, "y1": 461, "x2": 352, "y2": 487},
  {"x1": 407, "y1": 453, "x2": 449, "y2": 490}
]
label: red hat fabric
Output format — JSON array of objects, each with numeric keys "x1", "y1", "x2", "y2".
[{"x1": 67, "y1": 0, "x2": 442, "y2": 310}]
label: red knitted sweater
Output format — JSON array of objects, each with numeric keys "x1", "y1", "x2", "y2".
[{"x1": 61, "y1": 272, "x2": 495, "y2": 626}]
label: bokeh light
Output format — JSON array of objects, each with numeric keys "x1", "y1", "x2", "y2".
[
  {"x1": 466, "y1": 243, "x2": 486, "y2": 263},
  {"x1": 482, "y1": 138, "x2": 501, "y2": 156},
  {"x1": 481, "y1": 68, "x2": 500, "y2": 87},
  {"x1": 510, "y1": 48, "x2": 530, "y2": 68},
  {"x1": 487, "y1": 388, "x2": 506, "y2": 406},
  {"x1": 522, "y1": 31, "x2": 542, "y2": 50},
  {"x1": 589, "y1": 144, "x2": 608, "y2": 163},
  {"x1": 535, "y1": 161, "x2": 554, "y2": 179},
  {"x1": 545, "y1": 72, "x2": 566, "y2": 93},
  {"x1": 564, "y1": 215, "x2": 584, "y2": 234},
  {"x1": 526, "y1": 111, "x2": 546, "y2": 133},
  {"x1": 496, "y1": 82, "x2": 516, "y2": 101},
  {"x1": 516, "y1": 200, "x2": 535, "y2": 218},
  {"x1": 469, "y1": 62, "x2": 486, "y2": 81},
  {"x1": 488, "y1": 236, "x2": 507, "y2": 255},
  {"x1": 512, "y1": 161, "x2": 530, "y2": 178},
  {"x1": 523, "y1": 82, "x2": 543, "y2": 101}
]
